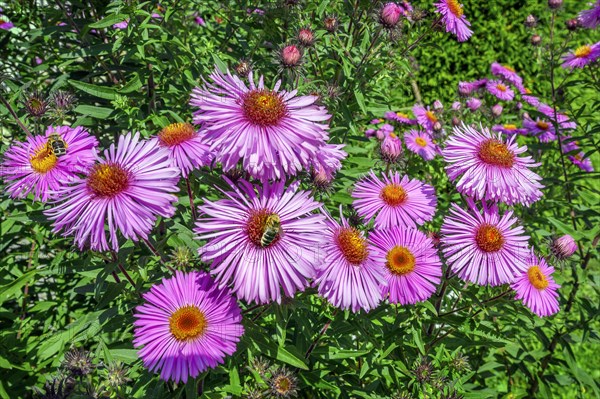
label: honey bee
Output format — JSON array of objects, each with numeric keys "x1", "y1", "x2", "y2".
[
  {"x1": 261, "y1": 214, "x2": 281, "y2": 247},
  {"x1": 47, "y1": 133, "x2": 67, "y2": 156}
]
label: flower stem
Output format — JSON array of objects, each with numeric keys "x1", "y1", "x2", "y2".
[
  {"x1": 305, "y1": 309, "x2": 338, "y2": 359},
  {"x1": 186, "y1": 177, "x2": 198, "y2": 221},
  {"x1": 143, "y1": 237, "x2": 175, "y2": 273}
]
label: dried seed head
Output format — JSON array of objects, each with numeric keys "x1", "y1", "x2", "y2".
[{"x1": 61, "y1": 349, "x2": 94, "y2": 377}]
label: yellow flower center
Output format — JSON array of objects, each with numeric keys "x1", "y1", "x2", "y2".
[
  {"x1": 527, "y1": 266, "x2": 549, "y2": 290},
  {"x1": 425, "y1": 111, "x2": 438, "y2": 123},
  {"x1": 385, "y1": 246, "x2": 416, "y2": 275},
  {"x1": 503, "y1": 65, "x2": 515, "y2": 73},
  {"x1": 169, "y1": 305, "x2": 207, "y2": 341},
  {"x1": 478, "y1": 139, "x2": 515, "y2": 168},
  {"x1": 336, "y1": 227, "x2": 369, "y2": 265},
  {"x1": 415, "y1": 137, "x2": 428, "y2": 147},
  {"x1": 87, "y1": 163, "x2": 130, "y2": 198},
  {"x1": 29, "y1": 144, "x2": 58, "y2": 173},
  {"x1": 158, "y1": 122, "x2": 196, "y2": 147},
  {"x1": 536, "y1": 121, "x2": 549, "y2": 130},
  {"x1": 242, "y1": 89, "x2": 287, "y2": 126},
  {"x1": 496, "y1": 83, "x2": 507, "y2": 92},
  {"x1": 447, "y1": 0, "x2": 464, "y2": 17},
  {"x1": 273, "y1": 375, "x2": 293, "y2": 395},
  {"x1": 503, "y1": 124, "x2": 517, "y2": 130},
  {"x1": 246, "y1": 209, "x2": 281, "y2": 248},
  {"x1": 525, "y1": 88, "x2": 532, "y2": 94},
  {"x1": 396, "y1": 112, "x2": 409, "y2": 118},
  {"x1": 574, "y1": 45, "x2": 591, "y2": 58},
  {"x1": 380, "y1": 183, "x2": 407, "y2": 206},
  {"x1": 475, "y1": 224, "x2": 505, "y2": 253}
]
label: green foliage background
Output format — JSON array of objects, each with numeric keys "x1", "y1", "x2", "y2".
[{"x1": 0, "y1": 0, "x2": 599, "y2": 398}]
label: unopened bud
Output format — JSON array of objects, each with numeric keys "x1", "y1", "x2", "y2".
[
  {"x1": 433, "y1": 99, "x2": 444, "y2": 111},
  {"x1": 524, "y1": 14, "x2": 537, "y2": 28},
  {"x1": 531, "y1": 34, "x2": 542, "y2": 46},
  {"x1": 551, "y1": 234, "x2": 577, "y2": 259},
  {"x1": 280, "y1": 45, "x2": 302, "y2": 67},
  {"x1": 548, "y1": 0, "x2": 562, "y2": 10},
  {"x1": 297, "y1": 27, "x2": 315, "y2": 46},
  {"x1": 323, "y1": 15, "x2": 339, "y2": 32},
  {"x1": 566, "y1": 18, "x2": 579, "y2": 31},
  {"x1": 380, "y1": 3, "x2": 402, "y2": 28},
  {"x1": 452, "y1": 116, "x2": 460, "y2": 126},
  {"x1": 491, "y1": 104, "x2": 503, "y2": 117},
  {"x1": 433, "y1": 121, "x2": 442, "y2": 132},
  {"x1": 380, "y1": 133, "x2": 402, "y2": 163}
]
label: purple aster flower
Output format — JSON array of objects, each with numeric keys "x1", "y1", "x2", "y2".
[
  {"x1": 310, "y1": 143, "x2": 347, "y2": 179},
  {"x1": 486, "y1": 80, "x2": 515, "y2": 101},
  {"x1": 404, "y1": 130, "x2": 439, "y2": 160},
  {"x1": 190, "y1": 67, "x2": 331, "y2": 180},
  {"x1": 193, "y1": 12, "x2": 206, "y2": 26},
  {"x1": 443, "y1": 123, "x2": 543, "y2": 206},
  {"x1": 370, "y1": 227, "x2": 442, "y2": 305},
  {"x1": 523, "y1": 117, "x2": 557, "y2": 142},
  {"x1": 466, "y1": 97, "x2": 482, "y2": 111},
  {"x1": 562, "y1": 42, "x2": 600, "y2": 69},
  {"x1": 441, "y1": 198, "x2": 530, "y2": 286},
  {"x1": 45, "y1": 132, "x2": 180, "y2": 252},
  {"x1": 365, "y1": 128, "x2": 376, "y2": 138},
  {"x1": 113, "y1": 19, "x2": 129, "y2": 29},
  {"x1": 380, "y1": 133, "x2": 403, "y2": 163},
  {"x1": 551, "y1": 235, "x2": 578, "y2": 259},
  {"x1": 370, "y1": 118, "x2": 383, "y2": 125},
  {"x1": 434, "y1": 0, "x2": 473, "y2": 42},
  {"x1": 511, "y1": 252, "x2": 560, "y2": 317},
  {"x1": 352, "y1": 171, "x2": 437, "y2": 229},
  {"x1": 384, "y1": 111, "x2": 416, "y2": 124},
  {"x1": 133, "y1": 271, "x2": 244, "y2": 383},
  {"x1": 458, "y1": 79, "x2": 487, "y2": 96},
  {"x1": 379, "y1": 123, "x2": 395, "y2": 135},
  {"x1": 537, "y1": 103, "x2": 577, "y2": 130},
  {"x1": 560, "y1": 136, "x2": 580, "y2": 153},
  {"x1": 413, "y1": 105, "x2": 439, "y2": 131},
  {"x1": 0, "y1": 10, "x2": 14, "y2": 30},
  {"x1": 492, "y1": 124, "x2": 527, "y2": 136},
  {"x1": 195, "y1": 179, "x2": 325, "y2": 304},
  {"x1": 155, "y1": 122, "x2": 212, "y2": 178},
  {"x1": 452, "y1": 101, "x2": 462, "y2": 110},
  {"x1": 490, "y1": 62, "x2": 524, "y2": 90},
  {"x1": 521, "y1": 94, "x2": 540, "y2": 107},
  {"x1": 578, "y1": 1, "x2": 600, "y2": 29},
  {"x1": 1, "y1": 126, "x2": 98, "y2": 202},
  {"x1": 314, "y1": 211, "x2": 385, "y2": 312},
  {"x1": 569, "y1": 152, "x2": 594, "y2": 172}
]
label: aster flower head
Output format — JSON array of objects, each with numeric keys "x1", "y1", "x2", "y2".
[
  {"x1": 490, "y1": 62, "x2": 524, "y2": 90},
  {"x1": 268, "y1": 367, "x2": 298, "y2": 398},
  {"x1": 466, "y1": 97, "x2": 482, "y2": 110},
  {"x1": 133, "y1": 271, "x2": 244, "y2": 383},
  {"x1": 384, "y1": 111, "x2": 416, "y2": 125},
  {"x1": 155, "y1": 122, "x2": 212, "y2": 178},
  {"x1": 310, "y1": 143, "x2": 346, "y2": 180},
  {"x1": 62, "y1": 349, "x2": 94, "y2": 377},
  {"x1": 562, "y1": 42, "x2": 600, "y2": 69},
  {"x1": 195, "y1": 179, "x2": 325, "y2": 304},
  {"x1": 370, "y1": 227, "x2": 442, "y2": 305},
  {"x1": 511, "y1": 252, "x2": 560, "y2": 317},
  {"x1": 551, "y1": 234, "x2": 578, "y2": 259},
  {"x1": 578, "y1": 1, "x2": 600, "y2": 28},
  {"x1": 379, "y1": 2, "x2": 404, "y2": 28},
  {"x1": 380, "y1": 133, "x2": 403, "y2": 164},
  {"x1": 522, "y1": 93, "x2": 540, "y2": 107},
  {"x1": 413, "y1": 104, "x2": 439, "y2": 131},
  {"x1": 22, "y1": 90, "x2": 49, "y2": 118},
  {"x1": 458, "y1": 79, "x2": 487, "y2": 96},
  {"x1": 297, "y1": 27, "x2": 315, "y2": 47},
  {"x1": 190, "y1": 67, "x2": 331, "y2": 180},
  {"x1": 441, "y1": 198, "x2": 530, "y2": 286},
  {"x1": 0, "y1": 10, "x2": 14, "y2": 30},
  {"x1": 522, "y1": 117, "x2": 557, "y2": 142},
  {"x1": 537, "y1": 103, "x2": 577, "y2": 130},
  {"x1": 492, "y1": 124, "x2": 527, "y2": 136},
  {"x1": 443, "y1": 123, "x2": 544, "y2": 206},
  {"x1": 1, "y1": 125, "x2": 98, "y2": 202},
  {"x1": 352, "y1": 171, "x2": 437, "y2": 229},
  {"x1": 486, "y1": 80, "x2": 515, "y2": 101},
  {"x1": 314, "y1": 210, "x2": 385, "y2": 312},
  {"x1": 45, "y1": 132, "x2": 180, "y2": 252},
  {"x1": 434, "y1": 0, "x2": 472, "y2": 41},
  {"x1": 404, "y1": 130, "x2": 439, "y2": 160},
  {"x1": 569, "y1": 152, "x2": 594, "y2": 172}
]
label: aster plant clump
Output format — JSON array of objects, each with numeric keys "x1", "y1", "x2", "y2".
[{"x1": 1, "y1": 1, "x2": 599, "y2": 398}]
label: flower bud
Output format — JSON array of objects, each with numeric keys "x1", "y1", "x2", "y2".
[
  {"x1": 380, "y1": 2, "x2": 402, "y2": 28},
  {"x1": 451, "y1": 101, "x2": 461, "y2": 110},
  {"x1": 380, "y1": 133, "x2": 403, "y2": 163},
  {"x1": 548, "y1": 0, "x2": 562, "y2": 10},
  {"x1": 491, "y1": 104, "x2": 503, "y2": 117},
  {"x1": 452, "y1": 116, "x2": 460, "y2": 126},
  {"x1": 566, "y1": 18, "x2": 579, "y2": 31},
  {"x1": 22, "y1": 90, "x2": 49, "y2": 118},
  {"x1": 551, "y1": 234, "x2": 577, "y2": 259},
  {"x1": 524, "y1": 14, "x2": 537, "y2": 28},
  {"x1": 234, "y1": 59, "x2": 252, "y2": 77},
  {"x1": 365, "y1": 128, "x2": 376, "y2": 138},
  {"x1": 280, "y1": 44, "x2": 302, "y2": 67},
  {"x1": 433, "y1": 99, "x2": 444, "y2": 111},
  {"x1": 323, "y1": 15, "x2": 339, "y2": 32},
  {"x1": 433, "y1": 121, "x2": 442, "y2": 132},
  {"x1": 297, "y1": 27, "x2": 315, "y2": 46},
  {"x1": 466, "y1": 97, "x2": 481, "y2": 111},
  {"x1": 531, "y1": 34, "x2": 542, "y2": 46}
]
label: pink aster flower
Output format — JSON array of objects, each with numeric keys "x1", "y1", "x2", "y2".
[
  {"x1": 413, "y1": 105, "x2": 439, "y2": 131},
  {"x1": 384, "y1": 111, "x2": 417, "y2": 125},
  {"x1": 380, "y1": 133, "x2": 403, "y2": 163},
  {"x1": 511, "y1": 252, "x2": 560, "y2": 317},
  {"x1": 190, "y1": 67, "x2": 331, "y2": 180},
  {"x1": 1, "y1": 126, "x2": 98, "y2": 202},
  {"x1": 486, "y1": 80, "x2": 515, "y2": 101},
  {"x1": 458, "y1": 79, "x2": 487, "y2": 96},
  {"x1": 154, "y1": 122, "x2": 212, "y2": 178},
  {"x1": 466, "y1": 97, "x2": 482, "y2": 110},
  {"x1": 521, "y1": 94, "x2": 540, "y2": 107},
  {"x1": 441, "y1": 199, "x2": 530, "y2": 286},
  {"x1": 562, "y1": 43, "x2": 600, "y2": 69},
  {"x1": 522, "y1": 117, "x2": 557, "y2": 142},
  {"x1": 44, "y1": 132, "x2": 180, "y2": 252},
  {"x1": 537, "y1": 103, "x2": 577, "y2": 130},
  {"x1": 434, "y1": 0, "x2": 473, "y2": 42},
  {"x1": 561, "y1": 136, "x2": 580, "y2": 153},
  {"x1": 578, "y1": 1, "x2": 600, "y2": 29},
  {"x1": 352, "y1": 171, "x2": 437, "y2": 229},
  {"x1": 370, "y1": 227, "x2": 442, "y2": 305},
  {"x1": 492, "y1": 124, "x2": 527, "y2": 136},
  {"x1": 569, "y1": 152, "x2": 594, "y2": 172},
  {"x1": 490, "y1": 62, "x2": 524, "y2": 90},
  {"x1": 404, "y1": 130, "x2": 439, "y2": 160},
  {"x1": 443, "y1": 123, "x2": 543, "y2": 206},
  {"x1": 314, "y1": 211, "x2": 385, "y2": 312},
  {"x1": 195, "y1": 179, "x2": 325, "y2": 304},
  {"x1": 309, "y1": 143, "x2": 347, "y2": 182},
  {"x1": 133, "y1": 271, "x2": 244, "y2": 383}
]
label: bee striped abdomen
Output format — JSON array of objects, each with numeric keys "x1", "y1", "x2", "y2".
[{"x1": 260, "y1": 214, "x2": 281, "y2": 247}]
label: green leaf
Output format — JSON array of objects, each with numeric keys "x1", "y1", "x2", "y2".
[
  {"x1": 88, "y1": 14, "x2": 128, "y2": 29},
  {"x1": 276, "y1": 346, "x2": 308, "y2": 370},
  {"x1": 74, "y1": 104, "x2": 113, "y2": 119},
  {"x1": 0, "y1": 270, "x2": 37, "y2": 306},
  {"x1": 68, "y1": 80, "x2": 117, "y2": 100}
]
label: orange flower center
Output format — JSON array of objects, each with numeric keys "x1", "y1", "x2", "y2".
[
  {"x1": 385, "y1": 246, "x2": 416, "y2": 275},
  {"x1": 336, "y1": 227, "x2": 369, "y2": 265},
  {"x1": 158, "y1": 122, "x2": 196, "y2": 147},
  {"x1": 29, "y1": 144, "x2": 58, "y2": 173},
  {"x1": 246, "y1": 209, "x2": 281, "y2": 248},
  {"x1": 169, "y1": 305, "x2": 207, "y2": 341},
  {"x1": 242, "y1": 89, "x2": 287, "y2": 126},
  {"x1": 525, "y1": 88, "x2": 532, "y2": 94},
  {"x1": 503, "y1": 124, "x2": 517, "y2": 130},
  {"x1": 415, "y1": 137, "x2": 428, "y2": 147},
  {"x1": 496, "y1": 83, "x2": 507, "y2": 92},
  {"x1": 478, "y1": 139, "x2": 515, "y2": 168},
  {"x1": 527, "y1": 266, "x2": 549, "y2": 290},
  {"x1": 503, "y1": 65, "x2": 515, "y2": 73},
  {"x1": 425, "y1": 111, "x2": 438, "y2": 123},
  {"x1": 475, "y1": 224, "x2": 505, "y2": 252},
  {"x1": 396, "y1": 112, "x2": 409, "y2": 118},
  {"x1": 574, "y1": 45, "x2": 591, "y2": 58},
  {"x1": 536, "y1": 121, "x2": 549, "y2": 130},
  {"x1": 87, "y1": 163, "x2": 130, "y2": 198},
  {"x1": 380, "y1": 183, "x2": 407, "y2": 206},
  {"x1": 447, "y1": 0, "x2": 464, "y2": 17}
]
